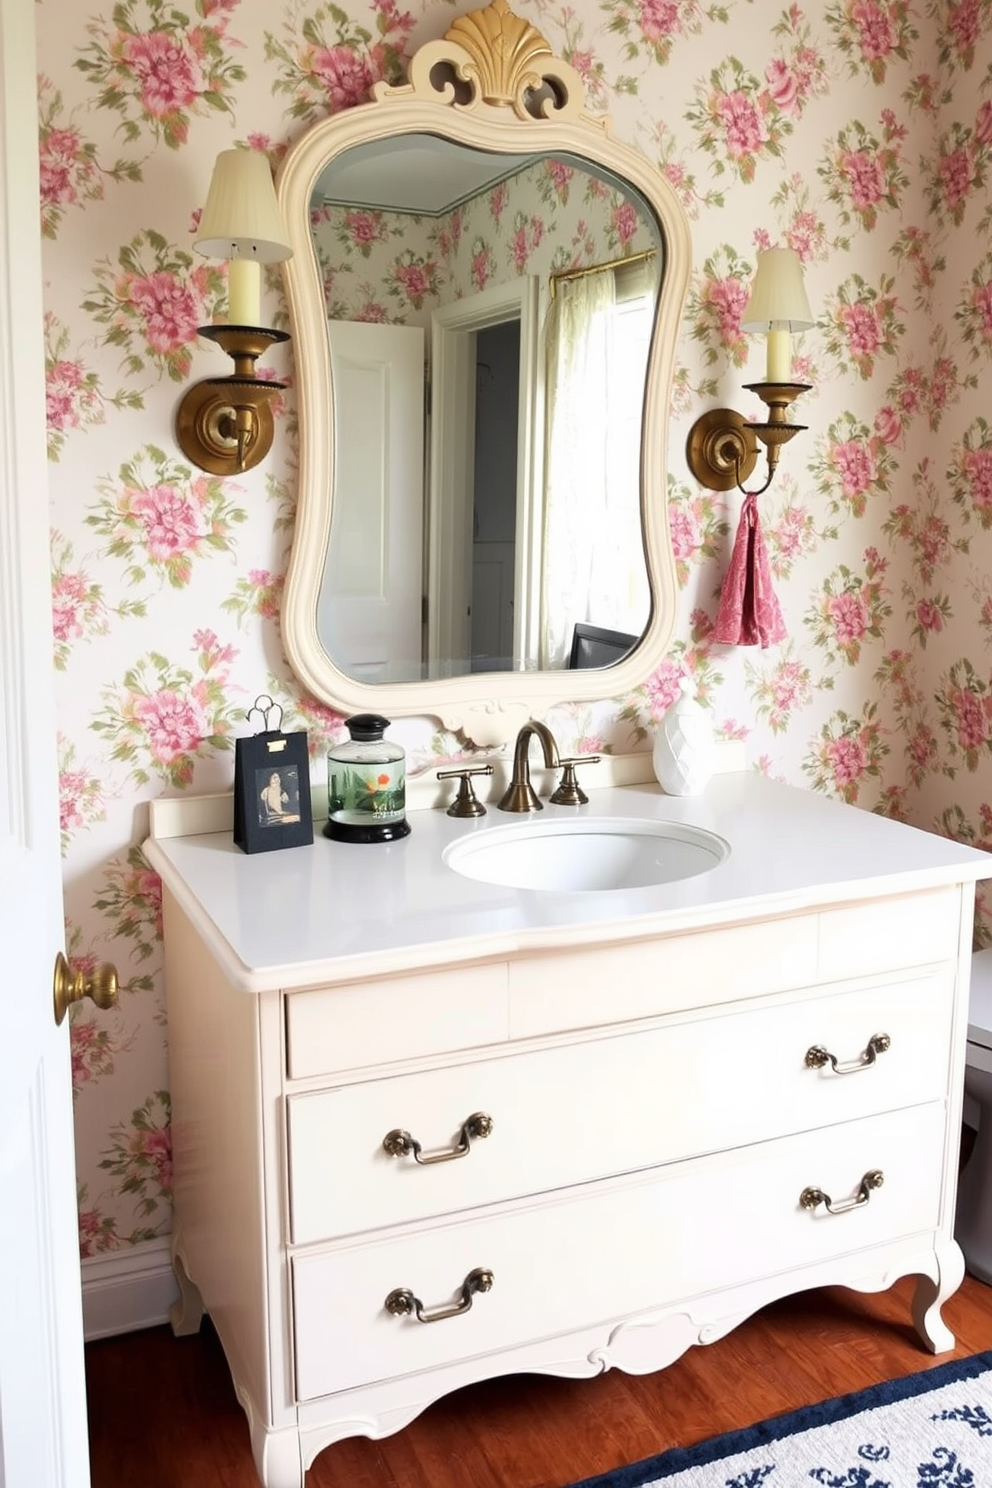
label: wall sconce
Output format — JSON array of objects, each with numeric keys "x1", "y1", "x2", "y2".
[
  {"x1": 175, "y1": 149, "x2": 293, "y2": 477},
  {"x1": 685, "y1": 247, "x2": 813, "y2": 495}
]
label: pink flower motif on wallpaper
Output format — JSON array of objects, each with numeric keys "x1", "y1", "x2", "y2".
[
  {"x1": 812, "y1": 413, "x2": 894, "y2": 517},
  {"x1": 884, "y1": 471, "x2": 969, "y2": 585},
  {"x1": 84, "y1": 231, "x2": 225, "y2": 382},
  {"x1": 873, "y1": 405, "x2": 903, "y2": 445},
  {"x1": 824, "y1": 274, "x2": 903, "y2": 380},
  {"x1": 690, "y1": 247, "x2": 752, "y2": 368},
  {"x1": 936, "y1": 661, "x2": 992, "y2": 771},
  {"x1": 804, "y1": 704, "x2": 889, "y2": 805},
  {"x1": 601, "y1": 0, "x2": 705, "y2": 67},
  {"x1": 93, "y1": 846, "x2": 164, "y2": 964},
  {"x1": 133, "y1": 690, "x2": 211, "y2": 769},
  {"x1": 222, "y1": 569, "x2": 285, "y2": 630},
  {"x1": 471, "y1": 238, "x2": 496, "y2": 294},
  {"x1": 764, "y1": 58, "x2": 799, "y2": 115},
  {"x1": 765, "y1": 7, "x2": 828, "y2": 118},
  {"x1": 91, "y1": 631, "x2": 240, "y2": 789},
  {"x1": 745, "y1": 649, "x2": 813, "y2": 735},
  {"x1": 71, "y1": 1014, "x2": 135, "y2": 1101},
  {"x1": 44, "y1": 312, "x2": 140, "y2": 463},
  {"x1": 122, "y1": 30, "x2": 205, "y2": 119},
  {"x1": 907, "y1": 721, "x2": 939, "y2": 786},
  {"x1": 387, "y1": 250, "x2": 441, "y2": 311},
  {"x1": 908, "y1": 592, "x2": 952, "y2": 649},
  {"x1": 335, "y1": 209, "x2": 391, "y2": 259},
  {"x1": 51, "y1": 531, "x2": 111, "y2": 672},
  {"x1": 610, "y1": 201, "x2": 640, "y2": 251},
  {"x1": 510, "y1": 212, "x2": 544, "y2": 272},
  {"x1": 542, "y1": 159, "x2": 575, "y2": 205},
  {"x1": 306, "y1": 44, "x2": 375, "y2": 111},
  {"x1": 489, "y1": 182, "x2": 509, "y2": 225},
  {"x1": 926, "y1": 353, "x2": 960, "y2": 430},
  {"x1": 37, "y1": 77, "x2": 132, "y2": 241},
  {"x1": 805, "y1": 551, "x2": 891, "y2": 668},
  {"x1": 890, "y1": 226, "x2": 942, "y2": 314},
  {"x1": 129, "y1": 271, "x2": 201, "y2": 356},
  {"x1": 687, "y1": 58, "x2": 792, "y2": 184},
  {"x1": 77, "y1": 1187, "x2": 124, "y2": 1257},
  {"x1": 617, "y1": 641, "x2": 721, "y2": 745},
  {"x1": 98, "y1": 1090, "x2": 173, "y2": 1224},
  {"x1": 75, "y1": 0, "x2": 246, "y2": 149},
  {"x1": 820, "y1": 118, "x2": 907, "y2": 232},
  {"x1": 826, "y1": 0, "x2": 917, "y2": 83},
  {"x1": 955, "y1": 259, "x2": 992, "y2": 362},
  {"x1": 86, "y1": 446, "x2": 247, "y2": 591},
  {"x1": 765, "y1": 495, "x2": 829, "y2": 580},
  {"x1": 265, "y1": 2, "x2": 414, "y2": 125},
  {"x1": 947, "y1": 418, "x2": 992, "y2": 528},
  {"x1": 938, "y1": 0, "x2": 986, "y2": 69},
  {"x1": 667, "y1": 480, "x2": 729, "y2": 588},
  {"x1": 58, "y1": 735, "x2": 107, "y2": 856}
]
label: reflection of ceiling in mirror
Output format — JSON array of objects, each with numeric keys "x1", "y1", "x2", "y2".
[{"x1": 314, "y1": 135, "x2": 535, "y2": 216}]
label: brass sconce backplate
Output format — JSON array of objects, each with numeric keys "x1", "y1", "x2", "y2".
[
  {"x1": 176, "y1": 377, "x2": 278, "y2": 477},
  {"x1": 685, "y1": 408, "x2": 759, "y2": 492},
  {"x1": 175, "y1": 325, "x2": 288, "y2": 477}
]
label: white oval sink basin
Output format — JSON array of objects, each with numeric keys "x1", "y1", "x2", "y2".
[{"x1": 443, "y1": 817, "x2": 729, "y2": 893}]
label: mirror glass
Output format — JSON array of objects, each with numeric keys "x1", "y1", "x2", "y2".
[{"x1": 309, "y1": 138, "x2": 663, "y2": 685}]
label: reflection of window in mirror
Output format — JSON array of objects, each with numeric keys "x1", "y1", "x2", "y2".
[{"x1": 542, "y1": 255, "x2": 656, "y2": 669}]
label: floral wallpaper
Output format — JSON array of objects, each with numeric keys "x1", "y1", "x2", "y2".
[
  {"x1": 37, "y1": 0, "x2": 992, "y2": 1259},
  {"x1": 311, "y1": 155, "x2": 657, "y2": 323}
]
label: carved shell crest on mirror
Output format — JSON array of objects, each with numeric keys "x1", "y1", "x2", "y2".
[{"x1": 277, "y1": 0, "x2": 691, "y2": 747}]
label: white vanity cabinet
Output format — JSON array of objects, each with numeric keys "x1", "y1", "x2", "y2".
[{"x1": 145, "y1": 776, "x2": 990, "y2": 1488}]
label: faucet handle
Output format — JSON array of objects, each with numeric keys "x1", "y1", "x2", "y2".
[
  {"x1": 437, "y1": 764, "x2": 494, "y2": 818},
  {"x1": 549, "y1": 755, "x2": 601, "y2": 807}
]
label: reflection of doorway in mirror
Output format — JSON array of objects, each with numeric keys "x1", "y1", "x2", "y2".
[
  {"x1": 321, "y1": 321, "x2": 425, "y2": 683},
  {"x1": 471, "y1": 319, "x2": 520, "y2": 670},
  {"x1": 428, "y1": 276, "x2": 542, "y2": 676}
]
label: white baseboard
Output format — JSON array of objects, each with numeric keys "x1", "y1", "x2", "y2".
[{"x1": 81, "y1": 1236, "x2": 179, "y2": 1341}]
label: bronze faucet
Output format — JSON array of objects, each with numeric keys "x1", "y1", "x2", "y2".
[{"x1": 497, "y1": 721, "x2": 560, "y2": 813}]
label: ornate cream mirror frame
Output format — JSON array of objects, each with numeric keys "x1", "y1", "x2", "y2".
[{"x1": 276, "y1": 0, "x2": 691, "y2": 747}]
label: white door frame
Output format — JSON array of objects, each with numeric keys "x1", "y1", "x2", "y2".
[{"x1": 427, "y1": 276, "x2": 542, "y2": 668}]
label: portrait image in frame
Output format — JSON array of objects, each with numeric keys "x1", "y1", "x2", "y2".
[{"x1": 234, "y1": 727, "x2": 314, "y2": 854}]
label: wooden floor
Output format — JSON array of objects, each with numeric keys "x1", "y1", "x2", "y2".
[{"x1": 84, "y1": 1273, "x2": 992, "y2": 1488}]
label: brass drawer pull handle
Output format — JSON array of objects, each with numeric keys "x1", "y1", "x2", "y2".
[
  {"x1": 385, "y1": 1267, "x2": 494, "y2": 1324},
  {"x1": 805, "y1": 1033, "x2": 890, "y2": 1075},
  {"x1": 800, "y1": 1168, "x2": 884, "y2": 1215},
  {"x1": 382, "y1": 1112, "x2": 493, "y2": 1165}
]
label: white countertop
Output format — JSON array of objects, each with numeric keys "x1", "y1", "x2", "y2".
[{"x1": 143, "y1": 773, "x2": 992, "y2": 993}]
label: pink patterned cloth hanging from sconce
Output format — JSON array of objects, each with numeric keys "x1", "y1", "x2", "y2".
[{"x1": 711, "y1": 492, "x2": 787, "y2": 648}]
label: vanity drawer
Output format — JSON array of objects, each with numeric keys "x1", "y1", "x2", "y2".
[
  {"x1": 817, "y1": 890, "x2": 960, "y2": 982},
  {"x1": 509, "y1": 913, "x2": 821, "y2": 1037},
  {"x1": 291, "y1": 1101, "x2": 945, "y2": 1400},
  {"x1": 285, "y1": 962, "x2": 509, "y2": 1080},
  {"x1": 286, "y1": 969, "x2": 953, "y2": 1244}
]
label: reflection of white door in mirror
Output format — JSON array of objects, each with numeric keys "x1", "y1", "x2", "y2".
[
  {"x1": 321, "y1": 321, "x2": 425, "y2": 682},
  {"x1": 277, "y1": 0, "x2": 692, "y2": 745},
  {"x1": 428, "y1": 276, "x2": 541, "y2": 673}
]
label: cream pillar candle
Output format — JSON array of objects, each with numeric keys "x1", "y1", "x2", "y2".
[
  {"x1": 765, "y1": 327, "x2": 791, "y2": 383},
  {"x1": 228, "y1": 257, "x2": 260, "y2": 326}
]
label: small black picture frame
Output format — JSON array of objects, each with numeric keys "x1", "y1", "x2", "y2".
[{"x1": 233, "y1": 729, "x2": 314, "y2": 854}]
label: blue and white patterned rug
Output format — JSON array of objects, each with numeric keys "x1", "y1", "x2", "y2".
[{"x1": 571, "y1": 1350, "x2": 992, "y2": 1488}]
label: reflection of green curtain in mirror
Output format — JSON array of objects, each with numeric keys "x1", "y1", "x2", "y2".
[{"x1": 540, "y1": 260, "x2": 656, "y2": 669}]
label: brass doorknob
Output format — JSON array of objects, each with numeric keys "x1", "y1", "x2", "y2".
[{"x1": 53, "y1": 951, "x2": 119, "y2": 1026}]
